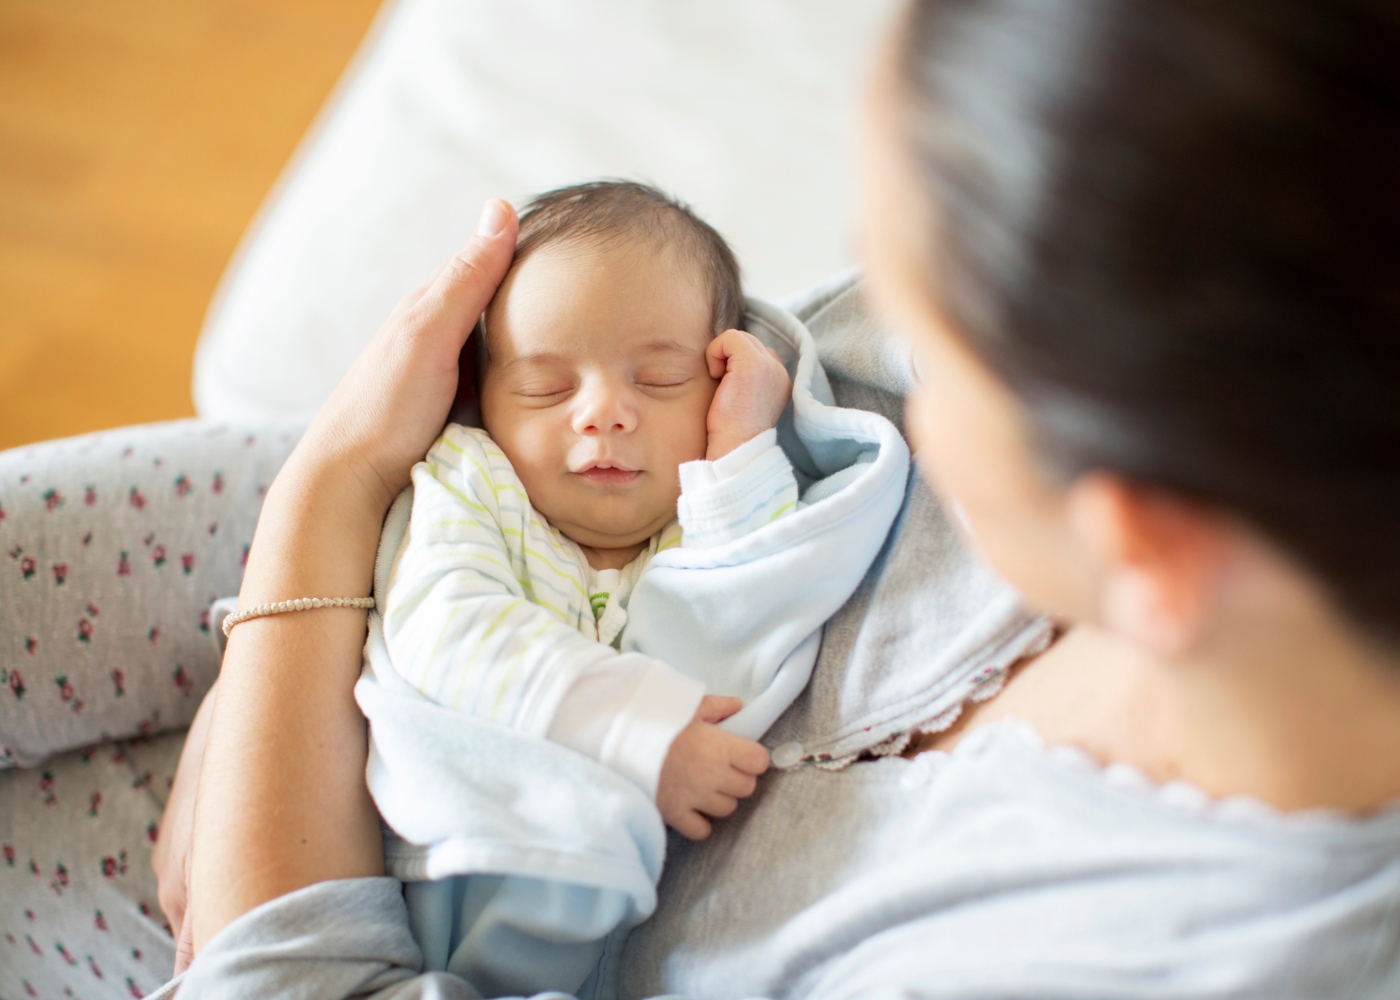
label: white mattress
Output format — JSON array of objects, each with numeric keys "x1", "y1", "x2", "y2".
[{"x1": 193, "y1": 0, "x2": 901, "y2": 421}]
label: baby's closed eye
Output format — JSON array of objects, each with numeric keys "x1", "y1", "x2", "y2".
[
  {"x1": 634, "y1": 367, "x2": 699, "y2": 390},
  {"x1": 513, "y1": 379, "x2": 575, "y2": 399}
]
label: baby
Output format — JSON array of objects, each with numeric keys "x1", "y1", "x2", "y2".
[
  {"x1": 386, "y1": 181, "x2": 794, "y2": 833},
  {"x1": 371, "y1": 181, "x2": 812, "y2": 992}
]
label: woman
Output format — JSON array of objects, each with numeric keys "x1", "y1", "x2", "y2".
[{"x1": 138, "y1": 0, "x2": 1400, "y2": 994}]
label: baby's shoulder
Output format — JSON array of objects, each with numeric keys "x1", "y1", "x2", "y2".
[
  {"x1": 431, "y1": 422, "x2": 495, "y2": 458},
  {"x1": 428, "y1": 424, "x2": 511, "y2": 473},
  {"x1": 420, "y1": 424, "x2": 526, "y2": 499}
]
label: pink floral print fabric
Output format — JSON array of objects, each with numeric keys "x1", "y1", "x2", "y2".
[
  {"x1": 0, "y1": 420, "x2": 301, "y2": 999},
  {"x1": 0, "y1": 421, "x2": 299, "y2": 767}
]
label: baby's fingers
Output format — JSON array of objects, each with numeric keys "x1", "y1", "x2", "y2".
[
  {"x1": 705, "y1": 330, "x2": 741, "y2": 378},
  {"x1": 699, "y1": 792, "x2": 739, "y2": 820},
  {"x1": 697, "y1": 694, "x2": 743, "y2": 724},
  {"x1": 730, "y1": 738, "x2": 771, "y2": 776},
  {"x1": 719, "y1": 767, "x2": 759, "y2": 800},
  {"x1": 673, "y1": 811, "x2": 714, "y2": 841}
]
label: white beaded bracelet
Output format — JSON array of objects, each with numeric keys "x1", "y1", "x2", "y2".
[{"x1": 221, "y1": 596, "x2": 376, "y2": 637}]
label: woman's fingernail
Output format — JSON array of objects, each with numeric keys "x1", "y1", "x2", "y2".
[{"x1": 476, "y1": 199, "x2": 508, "y2": 237}]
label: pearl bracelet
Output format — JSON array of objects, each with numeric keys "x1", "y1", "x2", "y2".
[{"x1": 220, "y1": 596, "x2": 376, "y2": 637}]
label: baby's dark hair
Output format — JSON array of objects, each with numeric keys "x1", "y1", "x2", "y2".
[{"x1": 512, "y1": 180, "x2": 745, "y2": 334}]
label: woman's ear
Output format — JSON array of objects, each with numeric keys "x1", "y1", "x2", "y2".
[{"x1": 1067, "y1": 473, "x2": 1226, "y2": 657}]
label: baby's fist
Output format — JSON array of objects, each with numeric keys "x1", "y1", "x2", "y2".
[
  {"x1": 657, "y1": 695, "x2": 770, "y2": 840},
  {"x1": 705, "y1": 330, "x2": 792, "y2": 460}
]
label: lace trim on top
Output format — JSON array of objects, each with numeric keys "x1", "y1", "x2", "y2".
[
  {"x1": 797, "y1": 628, "x2": 1046, "y2": 773},
  {"x1": 960, "y1": 717, "x2": 1400, "y2": 833}
]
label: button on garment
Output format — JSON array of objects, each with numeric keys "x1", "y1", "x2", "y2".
[{"x1": 771, "y1": 741, "x2": 805, "y2": 769}]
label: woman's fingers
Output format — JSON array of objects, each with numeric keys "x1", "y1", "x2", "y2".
[
  {"x1": 153, "y1": 682, "x2": 216, "y2": 955},
  {"x1": 173, "y1": 906, "x2": 195, "y2": 976}
]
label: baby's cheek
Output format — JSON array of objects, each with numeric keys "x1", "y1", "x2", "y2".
[{"x1": 501, "y1": 427, "x2": 564, "y2": 506}]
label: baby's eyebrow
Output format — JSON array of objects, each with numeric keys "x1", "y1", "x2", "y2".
[
  {"x1": 496, "y1": 351, "x2": 568, "y2": 372},
  {"x1": 497, "y1": 339, "x2": 703, "y2": 371},
  {"x1": 633, "y1": 338, "x2": 704, "y2": 357}
]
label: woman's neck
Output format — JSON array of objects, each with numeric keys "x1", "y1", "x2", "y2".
[{"x1": 944, "y1": 609, "x2": 1400, "y2": 814}]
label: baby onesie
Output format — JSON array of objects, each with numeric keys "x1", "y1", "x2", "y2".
[{"x1": 381, "y1": 423, "x2": 799, "y2": 798}]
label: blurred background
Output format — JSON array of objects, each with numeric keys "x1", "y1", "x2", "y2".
[
  {"x1": 0, "y1": 0, "x2": 381, "y2": 449},
  {"x1": 0, "y1": 0, "x2": 898, "y2": 451}
]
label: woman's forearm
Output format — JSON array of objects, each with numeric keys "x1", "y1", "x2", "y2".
[
  {"x1": 186, "y1": 200, "x2": 519, "y2": 955},
  {"x1": 189, "y1": 455, "x2": 389, "y2": 951}
]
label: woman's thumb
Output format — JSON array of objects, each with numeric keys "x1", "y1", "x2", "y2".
[{"x1": 417, "y1": 200, "x2": 518, "y2": 331}]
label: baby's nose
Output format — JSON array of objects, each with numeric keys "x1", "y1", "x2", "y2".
[{"x1": 572, "y1": 383, "x2": 637, "y2": 434}]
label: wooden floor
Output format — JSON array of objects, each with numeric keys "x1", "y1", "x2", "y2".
[{"x1": 0, "y1": 0, "x2": 383, "y2": 450}]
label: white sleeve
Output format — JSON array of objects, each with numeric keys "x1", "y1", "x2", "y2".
[
  {"x1": 676, "y1": 428, "x2": 800, "y2": 549},
  {"x1": 546, "y1": 654, "x2": 705, "y2": 797}
]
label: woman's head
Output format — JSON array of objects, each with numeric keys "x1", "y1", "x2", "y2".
[{"x1": 862, "y1": 0, "x2": 1400, "y2": 650}]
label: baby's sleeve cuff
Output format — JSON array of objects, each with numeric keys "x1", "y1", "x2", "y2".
[
  {"x1": 546, "y1": 655, "x2": 705, "y2": 798},
  {"x1": 598, "y1": 660, "x2": 706, "y2": 797},
  {"x1": 677, "y1": 428, "x2": 799, "y2": 548}
]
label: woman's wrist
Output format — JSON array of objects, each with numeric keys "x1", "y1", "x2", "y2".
[{"x1": 237, "y1": 445, "x2": 392, "y2": 607}]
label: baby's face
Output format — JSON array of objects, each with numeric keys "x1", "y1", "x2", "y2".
[{"x1": 479, "y1": 241, "x2": 718, "y2": 554}]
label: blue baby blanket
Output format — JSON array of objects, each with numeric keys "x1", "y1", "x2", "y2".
[{"x1": 355, "y1": 297, "x2": 909, "y2": 993}]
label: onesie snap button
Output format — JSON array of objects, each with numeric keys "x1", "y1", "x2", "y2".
[{"x1": 771, "y1": 741, "x2": 805, "y2": 769}]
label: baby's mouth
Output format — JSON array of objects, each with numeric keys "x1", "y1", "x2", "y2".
[{"x1": 576, "y1": 463, "x2": 641, "y2": 486}]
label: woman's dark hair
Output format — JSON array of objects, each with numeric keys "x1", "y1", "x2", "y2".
[{"x1": 897, "y1": 0, "x2": 1400, "y2": 643}]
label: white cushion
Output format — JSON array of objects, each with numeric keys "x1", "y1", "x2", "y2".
[{"x1": 193, "y1": 0, "x2": 901, "y2": 421}]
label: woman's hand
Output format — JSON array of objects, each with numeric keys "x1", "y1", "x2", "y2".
[
  {"x1": 152, "y1": 682, "x2": 217, "y2": 975},
  {"x1": 298, "y1": 199, "x2": 520, "y2": 515},
  {"x1": 189, "y1": 201, "x2": 518, "y2": 957}
]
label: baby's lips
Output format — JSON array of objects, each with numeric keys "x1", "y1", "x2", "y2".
[{"x1": 575, "y1": 466, "x2": 642, "y2": 485}]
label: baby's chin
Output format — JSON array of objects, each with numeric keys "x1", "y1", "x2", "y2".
[{"x1": 548, "y1": 509, "x2": 672, "y2": 555}]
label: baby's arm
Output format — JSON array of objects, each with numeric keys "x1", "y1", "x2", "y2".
[
  {"x1": 384, "y1": 428, "x2": 665, "y2": 734},
  {"x1": 386, "y1": 427, "x2": 768, "y2": 820},
  {"x1": 549, "y1": 673, "x2": 768, "y2": 837},
  {"x1": 680, "y1": 330, "x2": 799, "y2": 548}
]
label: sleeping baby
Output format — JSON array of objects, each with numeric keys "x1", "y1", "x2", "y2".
[{"x1": 357, "y1": 181, "x2": 909, "y2": 997}]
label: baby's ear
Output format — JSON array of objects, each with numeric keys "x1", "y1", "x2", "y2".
[{"x1": 447, "y1": 318, "x2": 486, "y2": 428}]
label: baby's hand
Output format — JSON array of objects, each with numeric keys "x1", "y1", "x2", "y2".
[
  {"x1": 705, "y1": 330, "x2": 793, "y2": 460},
  {"x1": 657, "y1": 695, "x2": 770, "y2": 839}
]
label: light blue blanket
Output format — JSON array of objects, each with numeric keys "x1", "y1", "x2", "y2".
[{"x1": 354, "y1": 297, "x2": 909, "y2": 995}]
